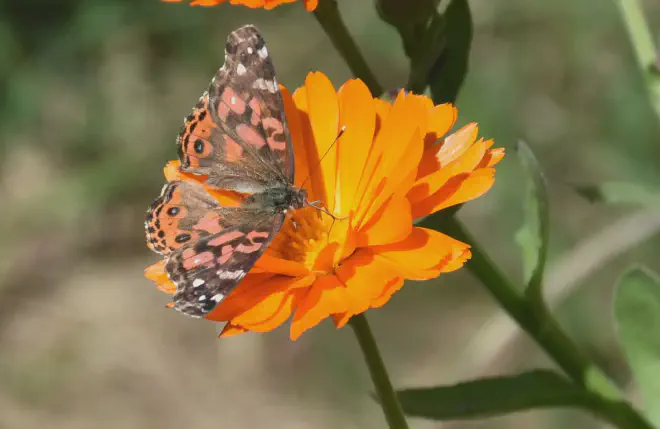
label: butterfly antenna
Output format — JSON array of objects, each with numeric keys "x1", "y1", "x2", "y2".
[{"x1": 300, "y1": 126, "x2": 346, "y2": 191}]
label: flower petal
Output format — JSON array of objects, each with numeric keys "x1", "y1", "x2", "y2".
[
  {"x1": 371, "y1": 277, "x2": 405, "y2": 308},
  {"x1": 281, "y1": 85, "x2": 307, "y2": 187},
  {"x1": 410, "y1": 168, "x2": 496, "y2": 219},
  {"x1": 290, "y1": 275, "x2": 347, "y2": 340},
  {"x1": 253, "y1": 253, "x2": 310, "y2": 276},
  {"x1": 356, "y1": 196, "x2": 412, "y2": 247},
  {"x1": 209, "y1": 274, "x2": 313, "y2": 332},
  {"x1": 144, "y1": 260, "x2": 176, "y2": 294},
  {"x1": 335, "y1": 79, "x2": 376, "y2": 218},
  {"x1": 304, "y1": 72, "x2": 339, "y2": 211},
  {"x1": 371, "y1": 227, "x2": 470, "y2": 280},
  {"x1": 354, "y1": 92, "x2": 427, "y2": 225},
  {"x1": 334, "y1": 249, "x2": 401, "y2": 318},
  {"x1": 424, "y1": 103, "x2": 458, "y2": 147},
  {"x1": 219, "y1": 323, "x2": 248, "y2": 337}
]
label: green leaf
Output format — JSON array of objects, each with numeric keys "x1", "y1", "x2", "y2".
[
  {"x1": 397, "y1": 370, "x2": 597, "y2": 420},
  {"x1": 514, "y1": 141, "x2": 550, "y2": 295},
  {"x1": 428, "y1": 0, "x2": 472, "y2": 104},
  {"x1": 614, "y1": 266, "x2": 660, "y2": 427},
  {"x1": 574, "y1": 182, "x2": 660, "y2": 207}
]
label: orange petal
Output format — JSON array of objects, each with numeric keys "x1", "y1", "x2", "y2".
[
  {"x1": 304, "y1": 72, "x2": 339, "y2": 211},
  {"x1": 335, "y1": 79, "x2": 376, "y2": 218},
  {"x1": 164, "y1": 160, "x2": 203, "y2": 183},
  {"x1": 253, "y1": 253, "x2": 310, "y2": 277},
  {"x1": 205, "y1": 273, "x2": 275, "y2": 321},
  {"x1": 370, "y1": 277, "x2": 405, "y2": 308},
  {"x1": 335, "y1": 249, "x2": 401, "y2": 318},
  {"x1": 210, "y1": 275, "x2": 314, "y2": 334},
  {"x1": 480, "y1": 147, "x2": 506, "y2": 168},
  {"x1": 371, "y1": 227, "x2": 470, "y2": 280},
  {"x1": 359, "y1": 127, "x2": 422, "y2": 228},
  {"x1": 409, "y1": 137, "x2": 492, "y2": 212},
  {"x1": 144, "y1": 260, "x2": 176, "y2": 294},
  {"x1": 354, "y1": 92, "x2": 427, "y2": 225},
  {"x1": 356, "y1": 196, "x2": 412, "y2": 247},
  {"x1": 281, "y1": 85, "x2": 308, "y2": 188},
  {"x1": 424, "y1": 104, "x2": 458, "y2": 147},
  {"x1": 290, "y1": 275, "x2": 347, "y2": 340},
  {"x1": 292, "y1": 86, "x2": 323, "y2": 202},
  {"x1": 410, "y1": 168, "x2": 495, "y2": 219},
  {"x1": 219, "y1": 322, "x2": 248, "y2": 337},
  {"x1": 303, "y1": 0, "x2": 318, "y2": 10}
]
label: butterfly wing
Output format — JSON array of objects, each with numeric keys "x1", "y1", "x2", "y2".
[
  {"x1": 166, "y1": 212, "x2": 283, "y2": 317},
  {"x1": 145, "y1": 179, "x2": 282, "y2": 317},
  {"x1": 177, "y1": 25, "x2": 295, "y2": 193},
  {"x1": 145, "y1": 180, "x2": 235, "y2": 256}
]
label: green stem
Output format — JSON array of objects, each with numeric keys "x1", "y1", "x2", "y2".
[
  {"x1": 313, "y1": 0, "x2": 384, "y2": 96},
  {"x1": 407, "y1": 11, "x2": 445, "y2": 94},
  {"x1": 350, "y1": 314, "x2": 409, "y2": 429},
  {"x1": 613, "y1": 0, "x2": 660, "y2": 119},
  {"x1": 438, "y1": 216, "x2": 654, "y2": 429}
]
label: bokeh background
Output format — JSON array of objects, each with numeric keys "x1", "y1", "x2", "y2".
[{"x1": 2, "y1": 0, "x2": 660, "y2": 428}]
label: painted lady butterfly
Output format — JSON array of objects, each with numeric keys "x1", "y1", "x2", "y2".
[{"x1": 145, "y1": 25, "x2": 307, "y2": 317}]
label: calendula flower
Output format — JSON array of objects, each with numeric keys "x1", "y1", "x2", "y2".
[
  {"x1": 161, "y1": 0, "x2": 318, "y2": 11},
  {"x1": 145, "y1": 72, "x2": 504, "y2": 340}
]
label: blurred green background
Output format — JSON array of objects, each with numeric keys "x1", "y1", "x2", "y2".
[{"x1": 2, "y1": 0, "x2": 660, "y2": 428}]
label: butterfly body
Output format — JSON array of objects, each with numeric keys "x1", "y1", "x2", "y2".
[{"x1": 145, "y1": 25, "x2": 310, "y2": 318}]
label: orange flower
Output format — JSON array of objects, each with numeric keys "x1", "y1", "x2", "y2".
[
  {"x1": 161, "y1": 0, "x2": 318, "y2": 11},
  {"x1": 145, "y1": 72, "x2": 504, "y2": 340}
]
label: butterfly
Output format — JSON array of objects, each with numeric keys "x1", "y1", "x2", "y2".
[{"x1": 145, "y1": 25, "x2": 308, "y2": 317}]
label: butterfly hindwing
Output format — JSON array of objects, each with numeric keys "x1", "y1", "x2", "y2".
[
  {"x1": 177, "y1": 25, "x2": 294, "y2": 193},
  {"x1": 166, "y1": 212, "x2": 284, "y2": 317},
  {"x1": 145, "y1": 180, "x2": 231, "y2": 256}
]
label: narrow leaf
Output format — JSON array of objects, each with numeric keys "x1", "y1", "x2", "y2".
[
  {"x1": 397, "y1": 370, "x2": 597, "y2": 420},
  {"x1": 428, "y1": 0, "x2": 472, "y2": 104},
  {"x1": 574, "y1": 182, "x2": 660, "y2": 207},
  {"x1": 514, "y1": 141, "x2": 549, "y2": 294},
  {"x1": 614, "y1": 266, "x2": 660, "y2": 427}
]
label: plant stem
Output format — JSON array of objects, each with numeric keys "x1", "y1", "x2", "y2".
[
  {"x1": 313, "y1": 0, "x2": 384, "y2": 96},
  {"x1": 350, "y1": 314, "x2": 409, "y2": 429},
  {"x1": 438, "y1": 216, "x2": 655, "y2": 429},
  {"x1": 407, "y1": 11, "x2": 445, "y2": 94},
  {"x1": 613, "y1": 0, "x2": 660, "y2": 119}
]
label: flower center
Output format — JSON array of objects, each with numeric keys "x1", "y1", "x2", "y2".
[{"x1": 267, "y1": 206, "x2": 349, "y2": 274}]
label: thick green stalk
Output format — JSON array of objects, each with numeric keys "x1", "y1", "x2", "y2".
[
  {"x1": 440, "y1": 216, "x2": 654, "y2": 429},
  {"x1": 313, "y1": 0, "x2": 383, "y2": 96},
  {"x1": 350, "y1": 314, "x2": 409, "y2": 429},
  {"x1": 613, "y1": 0, "x2": 660, "y2": 119}
]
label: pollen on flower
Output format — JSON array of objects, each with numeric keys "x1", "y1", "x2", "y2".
[{"x1": 267, "y1": 206, "x2": 337, "y2": 272}]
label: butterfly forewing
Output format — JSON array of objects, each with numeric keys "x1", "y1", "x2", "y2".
[{"x1": 177, "y1": 25, "x2": 294, "y2": 193}]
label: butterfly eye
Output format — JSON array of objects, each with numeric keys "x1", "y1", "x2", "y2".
[
  {"x1": 194, "y1": 139, "x2": 205, "y2": 154},
  {"x1": 167, "y1": 207, "x2": 180, "y2": 216}
]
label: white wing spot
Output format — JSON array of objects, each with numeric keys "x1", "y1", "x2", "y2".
[
  {"x1": 192, "y1": 278, "x2": 205, "y2": 288},
  {"x1": 194, "y1": 258, "x2": 201, "y2": 265},
  {"x1": 198, "y1": 295, "x2": 207, "y2": 301},
  {"x1": 265, "y1": 80, "x2": 277, "y2": 93},
  {"x1": 215, "y1": 270, "x2": 244, "y2": 280},
  {"x1": 236, "y1": 63, "x2": 247, "y2": 75},
  {"x1": 247, "y1": 47, "x2": 254, "y2": 54},
  {"x1": 257, "y1": 46, "x2": 268, "y2": 59},
  {"x1": 211, "y1": 294, "x2": 224, "y2": 303}
]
